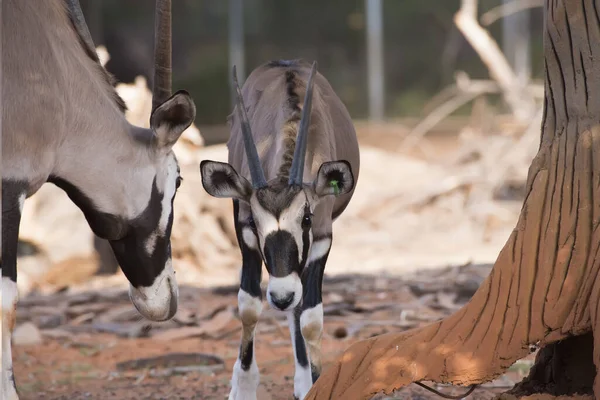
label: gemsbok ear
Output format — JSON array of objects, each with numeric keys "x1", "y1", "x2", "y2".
[
  {"x1": 200, "y1": 160, "x2": 253, "y2": 201},
  {"x1": 150, "y1": 90, "x2": 197, "y2": 150},
  {"x1": 313, "y1": 160, "x2": 355, "y2": 197}
]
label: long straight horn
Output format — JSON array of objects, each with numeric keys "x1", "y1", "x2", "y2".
[
  {"x1": 151, "y1": 0, "x2": 172, "y2": 114},
  {"x1": 66, "y1": 0, "x2": 98, "y2": 60},
  {"x1": 233, "y1": 66, "x2": 268, "y2": 188},
  {"x1": 288, "y1": 61, "x2": 317, "y2": 186}
]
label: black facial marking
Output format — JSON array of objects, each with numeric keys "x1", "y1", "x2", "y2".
[
  {"x1": 240, "y1": 339, "x2": 254, "y2": 371},
  {"x1": 264, "y1": 230, "x2": 300, "y2": 277},
  {"x1": 247, "y1": 214, "x2": 257, "y2": 233},
  {"x1": 2, "y1": 179, "x2": 30, "y2": 282},
  {"x1": 300, "y1": 226, "x2": 311, "y2": 272},
  {"x1": 110, "y1": 179, "x2": 174, "y2": 288},
  {"x1": 301, "y1": 205, "x2": 313, "y2": 230},
  {"x1": 48, "y1": 175, "x2": 174, "y2": 288},
  {"x1": 48, "y1": 175, "x2": 127, "y2": 239}
]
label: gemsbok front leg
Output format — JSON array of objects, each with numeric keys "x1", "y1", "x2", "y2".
[
  {"x1": 287, "y1": 234, "x2": 331, "y2": 399},
  {"x1": 300, "y1": 235, "x2": 332, "y2": 391},
  {"x1": 229, "y1": 200, "x2": 264, "y2": 400},
  {"x1": 287, "y1": 306, "x2": 311, "y2": 399},
  {"x1": 2, "y1": 180, "x2": 28, "y2": 400}
]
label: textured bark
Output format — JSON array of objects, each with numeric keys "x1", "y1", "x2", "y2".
[{"x1": 305, "y1": 1, "x2": 600, "y2": 398}]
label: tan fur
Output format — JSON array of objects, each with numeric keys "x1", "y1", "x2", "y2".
[
  {"x1": 227, "y1": 61, "x2": 360, "y2": 234},
  {"x1": 2, "y1": 0, "x2": 175, "y2": 218}
]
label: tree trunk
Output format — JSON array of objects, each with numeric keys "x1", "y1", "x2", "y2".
[{"x1": 305, "y1": 1, "x2": 600, "y2": 398}]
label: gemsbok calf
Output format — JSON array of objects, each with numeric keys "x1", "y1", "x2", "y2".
[
  {"x1": 200, "y1": 60, "x2": 360, "y2": 400},
  {"x1": 1, "y1": 1, "x2": 196, "y2": 398}
]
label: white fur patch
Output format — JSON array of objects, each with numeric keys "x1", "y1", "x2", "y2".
[
  {"x1": 129, "y1": 259, "x2": 178, "y2": 321},
  {"x1": 158, "y1": 153, "x2": 179, "y2": 234},
  {"x1": 241, "y1": 227, "x2": 258, "y2": 250},
  {"x1": 18, "y1": 193, "x2": 26, "y2": 212},
  {"x1": 287, "y1": 312, "x2": 312, "y2": 400},
  {"x1": 144, "y1": 232, "x2": 158, "y2": 255},
  {"x1": 248, "y1": 198, "x2": 278, "y2": 240},
  {"x1": 300, "y1": 304, "x2": 324, "y2": 343},
  {"x1": 2, "y1": 278, "x2": 19, "y2": 400},
  {"x1": 237, "y1": 289, "x2": 263, "y2": 325},
  {"x1": 229, "y1": 358, "x2": 260, "y2": 400},
  {"x1": 266, "y1": 273, "x2": 302, "y2": 311},
  {"x1": 1, "y1": 277, "x2": 19, "y2": 313},
  {"x1": 307, "y1": 237, "x2": 331, "y2": 265}
]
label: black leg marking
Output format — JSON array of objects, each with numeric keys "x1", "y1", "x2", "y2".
[
  {"x1": 2, "y1": 179, "x2": 27, "y2": 400},
  {"x1": 233, "y1": 200, "x2": 262, "y2": 298},
  {"x1": 2, "y1": 179, "x2": 28, "y2": 281},
  {"x1": 232, "y1": 199, "x2": 263, "y2": 374},
  {"x1": 293, "y1": 306, "x2": 309, "y2": 368},
  {"x1": 240, "y1": 339, "x2": 254, "y2": 371}
]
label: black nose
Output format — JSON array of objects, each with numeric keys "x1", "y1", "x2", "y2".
[{"x1": 270, "y1": 292, "x2": 294, "y2": 310}]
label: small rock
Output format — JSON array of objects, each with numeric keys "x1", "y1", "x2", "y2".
[
  {"x1": 95, "y1": 305, "x2": 139, "y2": 323},
  {"x1": 91, "y1": 321, "x2": 151, "y2": 338},
  {"x1": 333, "y1": 326, "x2": 348, "y2": 339},
  {"x1": 35, "y1": 313, "x2": 66, "y2": 329},
  {"x1": 13, "y1": 322, "x2": 43, "y2": 345},
  {"x1": 70, "y1": 312, "x2": 96, "y2": 326},
  {"x1": 41, "y1": 329, "x2": 73, "y2": 339},
  {"x1": 67, "y1": 292, "x2": 97, "y2": 306},
  {"x1": 326, "y1": 293, "x2": 344, "y2": 303},
  {"x1": 66, "y1": 303, "x2": 109, "y2": 318},
  {"x1": 173, "y1": 307, "x2": 197, "y2": 326}
]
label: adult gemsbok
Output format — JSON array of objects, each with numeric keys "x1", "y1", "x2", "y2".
[
  {"x1": 1, "y1": 1, "x2": 196, "y2": 398},
  {"x1": 200, "y1": 59, "x2": 360, "y2": 399}
]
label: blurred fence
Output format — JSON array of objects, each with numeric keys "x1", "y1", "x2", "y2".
[{"x1": 81, "y1": 0, "x2": 545, "y2": 138}]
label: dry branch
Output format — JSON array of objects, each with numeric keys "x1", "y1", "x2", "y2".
[
  {"x1": 399, "y1": 71, "x2": 543, "y2": 155},
  {"x1": 454, "y1": 0, "x2": 536, "y2": 122},
  {"x1": 480, "y1": 0, "x2": 544, "y2": 26}
]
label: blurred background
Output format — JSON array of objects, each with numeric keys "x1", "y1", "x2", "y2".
[{"x1": 13, "y1": 1, "x2": 547, "y2": 398}]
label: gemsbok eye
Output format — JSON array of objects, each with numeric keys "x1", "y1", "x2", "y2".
[
  {"x1": 248, "y1": 215, "x2": 257, "y2": 231},
  {"x1": 175, "y1": 176, "x2": 183, "y2": 189},
  {"x1": 302, "y1": 213, "x2": 312, "y2": 229}
]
